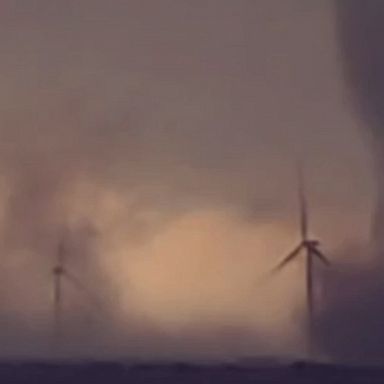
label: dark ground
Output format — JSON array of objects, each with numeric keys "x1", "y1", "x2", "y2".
[{"x1": 0, "y1": 361, "x2": 383, "y2": 383}]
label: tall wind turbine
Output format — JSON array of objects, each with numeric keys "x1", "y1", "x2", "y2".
[
  {"x1": 52, "y1": 234, "x2": 102, "y2": 355},
  {"x1": 271, "y1": 164, "x2": 331, "y2": 358},
  {"x1": 53, "y1": 237, "x2": 65, "y2": 353}
]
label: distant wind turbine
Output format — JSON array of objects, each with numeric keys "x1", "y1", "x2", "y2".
[
  {"x1": 52, "y1": 232, "x2": 102, "y2": 355},
  {"x1": 271, "y1": 163, "x2": 331, "y2": 358}
]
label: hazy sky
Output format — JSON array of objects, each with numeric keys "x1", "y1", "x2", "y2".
[{"x1": 0, "y1": 0, "x2": 374, "y2": 360}]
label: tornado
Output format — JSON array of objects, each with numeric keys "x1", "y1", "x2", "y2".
[{"x1": 336, "y1": 0, "x2": 384, "y2": 251}]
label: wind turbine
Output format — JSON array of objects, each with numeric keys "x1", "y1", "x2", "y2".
[
  {"x1": 52, "y1": 233, "x2": 102, "y2": 355},
  {"x1": 271, "y1": 164, "x2": 331, "y2": 358},
  {"x1": 52, "y1": 237, "x2": 65, "y2": 353}
]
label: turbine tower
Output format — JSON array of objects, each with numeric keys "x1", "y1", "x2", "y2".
[{"x1": 271, "y1": 164, "x2": 331, "y2": 358}]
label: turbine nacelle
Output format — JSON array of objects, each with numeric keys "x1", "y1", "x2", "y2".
[
  {"x1": 304, "y1": 239, "x2": 320, "y2": 247},
  {"x1": 53, "y1": 266, "x2": 64, "y2": 276}
]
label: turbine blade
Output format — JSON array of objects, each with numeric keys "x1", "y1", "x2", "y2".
[
  {"x1": 310, "y1": 246, "x2": 331, "y2": 266},
  {"x1": 271, "y1": 243, "x2": 303, "y2": 273},
  {"x1": 57, "y1": 239, "x2": 66, "y2": 267},
  {"x1": 57, "y1": 228, "x2": 70, "y2": 268},
  {"x1": 297, "y1": 162, "x2": 309, "y2": 241},
  {"x1": 61, "y1": 270, "x2": 103, "y2": 310}
]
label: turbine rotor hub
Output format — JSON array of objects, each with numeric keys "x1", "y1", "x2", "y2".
[
  {"x1": 53, "y1": 266, "x2": 64, "y2": 275},
  {"x1": 304, "y1": 239, "x2": 319, "y2": 247}
]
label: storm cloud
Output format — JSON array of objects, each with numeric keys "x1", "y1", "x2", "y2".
[
  {"x1": 0, "y1": 0, "x2": 372, "y2": 361},
  {"x1": 313, "y1": 0, "x2": 384, "y2": 364}
]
